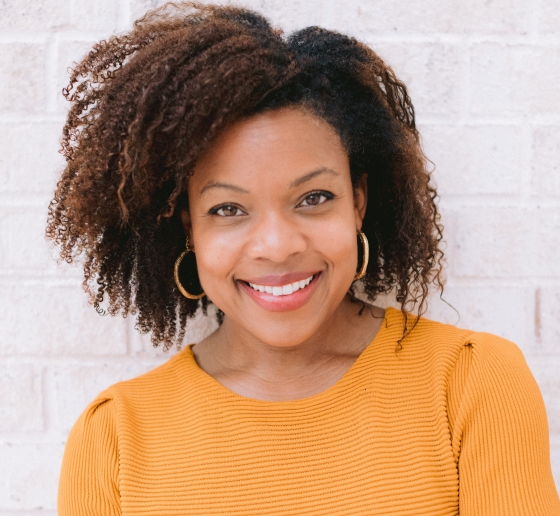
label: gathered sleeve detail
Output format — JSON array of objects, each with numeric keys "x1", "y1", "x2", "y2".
[
  {"x1": 58, "y1": 393, "x2": 121, "y2": 516},
  {"x1": 448, "y1": 333, "x2": 560, "y2": 515}
]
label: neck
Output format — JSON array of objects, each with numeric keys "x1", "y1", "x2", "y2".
[{"x1": 203, "y1": 295, "x2": 384, "y2": 382}]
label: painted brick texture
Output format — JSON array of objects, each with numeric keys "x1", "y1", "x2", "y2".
[{"x1": 0, "y1": 0, "x2": 558, "y2": 511}]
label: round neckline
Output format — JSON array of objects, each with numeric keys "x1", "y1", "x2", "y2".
[{"x1": 182, "y1": 306, "x2": 399, "y2": 406}]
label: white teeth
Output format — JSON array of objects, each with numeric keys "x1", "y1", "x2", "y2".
[
  {"x1": 282, "y1": 284, "x2": 293, "y2": 295},
  {"x1": 246, "y1": 275, "x2": 315, "y2": 296}
]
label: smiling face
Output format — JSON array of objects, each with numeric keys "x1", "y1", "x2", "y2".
[{"x1": 183, "y1": 107, "x2": 367, "y2": 348}]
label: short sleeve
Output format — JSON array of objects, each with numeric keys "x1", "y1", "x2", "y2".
[
  {"x1": 449, "y1": 333, "x2": 560, "y2": 515},
  {"x1": 58, "y1": 393, "x2": 121, "y2": 515}
]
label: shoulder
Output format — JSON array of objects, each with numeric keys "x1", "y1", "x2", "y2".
[
  {"x1": 384, "y1": 307, "x2": 473, "y2": 364},
  {"x1": 66, "y1": 391, "x2": 117, "y2": 444},
  {"x1": 390, "y1": 310, "x2": 548, "y2": 435},
  {"x1": 64, "y1": 346, "x2": 195, "y2": 433},
  {"x1": 65, "y1": 346, "x2": 199, "y2": 449},
  {"x1": 440, "y1": 329, "x2": 548, "y2": 457},
  {"x1": 383, "y1": 308, "x2": 539, "y2": 403},
  {"x1": 440, "y1": 337, "x2": 559, "y2": 511},
  {"x1": 461, "y1": 330, "x2": 529, "y2": 372},
  {"x1": 60, "y1": 393, "x2": 121, "y2": 513},
  {"x1": 103, "y1": 345, "x2": 195, "y2": 403},
  {"x1": 386, "y1": 307, "x2": 527, "y2": 365},
  {"x1": 452, "y1": 331, "x2": 541, "y2": 411}
]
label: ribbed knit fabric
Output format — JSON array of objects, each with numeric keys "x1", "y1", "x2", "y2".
[{"x1": 58, "y1": 307, "x2": 560, "y2": 515}]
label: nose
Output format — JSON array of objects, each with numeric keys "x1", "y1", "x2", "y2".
[{"x1": 245, "y1": 213, "x2": 307, "y2": 263}]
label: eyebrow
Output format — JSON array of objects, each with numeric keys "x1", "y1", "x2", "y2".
[
  {"x1": 289, "y1": 167, "x2": 339, "y2": 188},
  {"x1": 199, "y1": 167, "x2": 339, "y2": 196},
  {"x1": 199, "y1": 181, "x2": 250, "y2": 196}
]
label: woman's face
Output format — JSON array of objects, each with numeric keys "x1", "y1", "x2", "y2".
[{"x1": 184, "y1": 107, "x2": 367, "y2": 347}]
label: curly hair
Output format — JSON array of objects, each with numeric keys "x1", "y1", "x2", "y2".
[{"x1": 46, "y1": 1, "x2": 444, "y2": 350}]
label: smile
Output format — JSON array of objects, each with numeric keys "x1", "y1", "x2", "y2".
[
  {"x1": 238, "y1": 272, "x2": 322, "y2": 312},
  {"x1": 246, "y1": 275, "x2": 314, "y2": 296}
]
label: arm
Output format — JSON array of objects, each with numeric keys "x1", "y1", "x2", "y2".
[
  {"x1": 449, "y1": 334, "x2": 560, "y2": 515},
  {"x1": 58, "y1": 394, "x2": 121, "y2": 515}
]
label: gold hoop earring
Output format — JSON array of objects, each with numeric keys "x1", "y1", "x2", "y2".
[
  {"x1": 174, "y1": 237, "x2": 206, "y2": 300},
  {"x1": 353, "y1": 230, "x2": 369, "y2": 282}
]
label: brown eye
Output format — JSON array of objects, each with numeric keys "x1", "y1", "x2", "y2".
[
  {"x1": 220, "y1": 206, "x2": 238, "y2": 216},
  {"x1": 299, "y1": 191, "x2": 334, "y2": 208},
  {"x1": 306, "y1": 194, "x2": 322, "y2": 205},
  {"x1": 210, "y1": 204, "x2": 245, "y2": 217}
]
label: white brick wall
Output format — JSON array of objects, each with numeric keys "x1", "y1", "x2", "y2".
[{"x1": 0, "y1": 0, "x2": 558, "y2": 511}]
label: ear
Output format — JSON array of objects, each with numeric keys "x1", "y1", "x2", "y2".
[
  {"x1": 179, "y1": 208, "x2": 194, "y2": 249},
  {"x1": 353, "y1": 173, "x2": 368, "y2": 230}
]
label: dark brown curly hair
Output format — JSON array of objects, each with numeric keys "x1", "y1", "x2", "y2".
[{"x1": 46, "y1": 1, "x2": 444, "y2": 350}]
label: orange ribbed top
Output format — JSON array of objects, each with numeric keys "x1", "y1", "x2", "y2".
[{"x1": 58, "y1": 307, "x2": 560, "y2": 515}]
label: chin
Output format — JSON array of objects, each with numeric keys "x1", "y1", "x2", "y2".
[
  {"x1": 250, "y1": 325, "x2": 322, "y2": 348},
  {"x1": 220, "y1": 299, "x2": 337, "y2": 348}
]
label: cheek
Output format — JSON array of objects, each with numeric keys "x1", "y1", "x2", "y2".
[
  {"x1": 192, "y1": 229, "x2": 243, "y2": 302},
  {"x1": 193, "y1": 225, "x2": 250, "y2": 313},
  {"x1": 312, "y1": 215, "x2": 359, "y2": 280}
]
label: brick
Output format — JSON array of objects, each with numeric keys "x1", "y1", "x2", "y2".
[
  {"x1": 539, "y1": 0, "x2": 560, "y2": 33},
  {"x1": 447, "y1": 207, "x2": 534, "y2": 278},
  {"x1": 0, "y1": 207, "x2": 58, "y2": 271},
  {"x1": 53, "y1": 360, "x2": 167, "y2": 433},
  {"x1": 447, "y1": 207, "x2": 560, "y2": 279},
  {"x1": 55, "y1": 39, "x2": 97, "y2": 113},
  {"x1": 521, "y1": 48, "x2": 560, "y2": 115},
  {"x1": 372, "y1": 43, "x2": 461, "y2": 117},
  {"x1": 0, "y1": 0, "x2": 70, "y2": 31},
  {"x1": 0, "y1": 442, "x2": 63, "y2": 510},
  {"x1": 70, "y1": 0, "x2": 120, "y2": 33},
  {"x1": 0, "y1": 364, "x2": 43, "y2": 432},
  {"x1": 470, "y1": 44, "x2": 560, "y2": 115},
  {"x1": 425, "y1": 286, "x2": 531, "y2": 352},
  {"x1": 536, "y1": 288, "x2": 560, "y2": 354},
  {"x1": 322, "y1": 0, "x2": 530, "y2": 35},
  {"x1": 0, "y1": 285, "x2": 127, "y2": 356},
  {"x1": 532, "y1": 125, "x2": 560, "y2": 196},
  {"x1": 0, "y1": 123, "x2": 63, "y2": 195},
  {"x1": 421, "y1": 124, "x2": 523, "y2": 195},
  {"x1": 534, "y1": 209, "x2": 560, "y2": 277},
  {"x1": 0, "y1": 43, "x2": 47, "y2": 113}
]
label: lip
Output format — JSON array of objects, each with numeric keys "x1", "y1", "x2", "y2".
[
  {"x1": 241, "y1": 271, "x2": 320, "y2": 287},
  {"x1": 238, "y1": 271, "x2": 322, "y2": 312}
]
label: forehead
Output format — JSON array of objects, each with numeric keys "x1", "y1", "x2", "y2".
[{"x1": 189, "y1": 107, "x2": 349, "y2": 191}]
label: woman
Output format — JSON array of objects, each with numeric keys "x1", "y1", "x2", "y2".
[{"x1": 48, "y1": 2, "x2": 560, "y2": 514}]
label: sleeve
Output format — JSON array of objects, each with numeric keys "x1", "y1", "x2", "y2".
[
  {"x1": 448, "y1": 333, "x2": 560, "y2": 515},
  {"x1": 58, "y1": 393, "x2": 121, "y2": 516}
]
